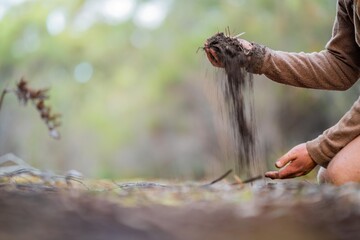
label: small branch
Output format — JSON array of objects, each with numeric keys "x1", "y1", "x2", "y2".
[
  {"x1": 233, "y1": 32, "x2": 246, "y2": 38},
  {"x1": 0, "y1": 78, "x2": 62, "y2": 139},
  {"x1": 242, "y1": 175, "x2": 262, "y2": 184},
  {"x1": 0, "y1": 89, "x2": 8, "y2": 113},
  {"x1": 202, "y1": 169, "x2": 233, "y2": 187},
  {"x1": 114, "y1": 182, "x2": 168, "y2": 189},
  {"x1": 0, "y1": 78, "x2": 13, "y2": 113},
  {"x1": 231, "y1": 175, "x2": 262, "y2": 185}
]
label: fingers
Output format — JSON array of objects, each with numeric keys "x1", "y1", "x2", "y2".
[
  {"x1": 266, "y1": 144, "x2": 316, "y2": 180},
  {"x1": 266, "y1": 148, "x2": 298, "y2": 179},
  {"x1": 264, "y1": 171, "x2": 279, "y2": 179},
  {"x1": 277, "y1": 165, "x2": 301, "y2": 179},
  {"x1": 275, "y1": 151, "x2": 296, "y2": 168},
  {"x1": 265, "y1": 169, "x2": 293, "y2": 179},
  {"x1": 205, "y1": 49, "x2": 223, "y2": 67},
  {"x1": 265, "y1": 161, "x2": 307, "y2": 179},
  {"x1": 204, "y1": 44, "x2": 224, "y2": 68},
  {"x1": 205, "y1": 50, "x2": 219, "y2": 67},
  {"x1": 265, "y1": 167, "x2": 298, "y2": 179}
]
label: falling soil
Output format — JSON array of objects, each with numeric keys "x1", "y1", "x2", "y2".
[{"x1": 205, "y1": 32, "x2": 257, "y2": 176}]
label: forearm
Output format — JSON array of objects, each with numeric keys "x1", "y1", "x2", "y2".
[
  {"x1": 248, "y1": 0, "x2": 360, "y2": 90},
  {"x1": 257, "y1": 48, "x2": 359, "y2": 90},
  {"x1": 306, "y1": 97, "x2": 360, "y2": 167}
]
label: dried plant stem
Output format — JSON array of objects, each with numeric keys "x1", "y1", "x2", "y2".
[
  {"x1": 0, "y1": 78, "x2": 61, "y2": 139},
  {"x1": 0, "y1": 89, "x2": 9, "y2": 113},
  {"x1": 201, "y1": 169, "x2": 233, "y2": 187},
  {"x1": 231, "y1": 175, "x2": 262, "y2": 185},
  {"x1": 234, "y1": 32, "x2": 246, "y2": 38}
]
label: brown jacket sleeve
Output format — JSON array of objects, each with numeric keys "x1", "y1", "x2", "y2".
[
  {"x1": 252, "y1": 0, "x2": 360, "y2": 166},
  {"x1": 306, "y1": 97, "x2": 360, "y2": 166},
  {"x1": 257, "y1": 0, "x2": 360, "y2": 90}
]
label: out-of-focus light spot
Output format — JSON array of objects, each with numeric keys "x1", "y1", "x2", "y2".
[
  {"x1": 4, "y1": 0, "x2": 27, "y2": 5},
  {"x1": 72, "y1": 8, "x2": 96, "y2": 33},
  {"x1": 72, "y1": 0, "x2": 136, "y2": 33},
  {"x1": 130, "y1": 30, "x2": 151, "y2": 49},
  {"x1": 133, "y1": 0, "x2": 171, "y2": 30},
  {"x1": 12, "y1": 26, "x2": 40, "y2": 58},
  {"x1": 23, "y1": 27, "x2": 40, "y2": 52},
  {"x1": 47, "y1": 9, "x2": 66, "y2": 36},
  {"x1": 49, "y1": 129, "x2": 61, "y2": 139},
  {"x1": 74, "y1": 62, "x2": 93, "y2": 83},
  {"x1": 0, "y1": 5, "x2": 6, "y2": 21},
  {"x1": 101, "y1": 0, "x2": 136, "y2": 24},
  {"x1": 0, "y1": 0, "x2": 31, "y2": 21}
]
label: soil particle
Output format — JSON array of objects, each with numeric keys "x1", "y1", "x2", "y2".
[{"x1": 205, "y1": 32, "x2": 257, "y2": 175}]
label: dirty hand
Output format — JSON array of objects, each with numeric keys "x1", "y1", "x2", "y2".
[
  {"x1": 204, "y1": 38, "x2": 253, "y2": 68},
  {"x1": 265, "y1": 143, "x2": 317, "y2": 179}
]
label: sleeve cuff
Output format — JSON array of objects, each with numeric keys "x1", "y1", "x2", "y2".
[
  {"x1": 246, "y1": 43, "x2": 267, "y2": 74},
  {"x1": 306, "y1": 138, "x2": 331, "y2": 168}
]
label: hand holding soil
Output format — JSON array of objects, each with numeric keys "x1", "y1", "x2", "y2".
[{"x1": 204, "y1": 35, "x2": 253, "y2": 68}]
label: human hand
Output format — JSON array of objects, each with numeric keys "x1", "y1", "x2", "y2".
[
  {"x1": 265, "y1": 143, "x2": 317, "y2": 179},
  {"x1": 204, "y1": 34, "x2": 253, "y2": 68},
  {"x1": 204, "y1": 42, "x2": 224, "y2": 68}
]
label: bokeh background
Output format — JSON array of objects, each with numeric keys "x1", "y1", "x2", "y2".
[{"x1": 0, "y1": 0, "x2": 358, "y2": 180}]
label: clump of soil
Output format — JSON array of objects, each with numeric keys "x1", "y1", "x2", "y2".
[{"x1": 205, "y1": 32, "x2": 256, "y2": 176}]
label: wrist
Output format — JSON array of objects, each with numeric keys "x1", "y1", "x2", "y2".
[
  {"x1": 244, "y1": 42, "x2": 267, "y2": 74},
  {"x1": 306, "y1": 140, "x2": 330, "y2": 168}
]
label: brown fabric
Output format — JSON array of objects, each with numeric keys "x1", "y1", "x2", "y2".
[
  {"x1": 252, "y1": 0, "x2": 360, "y2": 166},
  {"x1": 246, "y1": 43, "x2": 267, "y2": 73}
]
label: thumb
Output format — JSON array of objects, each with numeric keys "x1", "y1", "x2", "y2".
[{"x1": 275, "y1": 151, "x2": 296, "y2": 168}]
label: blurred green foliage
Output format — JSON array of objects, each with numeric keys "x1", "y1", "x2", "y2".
[{"x1": 0, "y1": 0, "x2": 357, "y2": 180}]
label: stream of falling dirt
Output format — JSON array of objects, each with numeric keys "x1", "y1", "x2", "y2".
[{"x1": 205, "y1": 32, "x2": 265, "y2": 178}]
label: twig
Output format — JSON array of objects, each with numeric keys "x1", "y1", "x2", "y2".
[
  {"x1": 114, "y1": 182, "x2": 168, "y2": 189},
  {"x1": 231, "y1": 175, "x2": 262, "y2": 185},
  {"x1": 196, "y1": 46, "x2": 203, "y2": 53},
  {"x1": 15, "y1": 183, "x2": 57, "y2": 192},
  {"x1": 66, "y1": 177, "x2": 90, "y2": 190},
  {"x1": 0, "y1": 78, "x2": 62, "y2": 139},
  {"x1": 0, "y1": 78, "x2": 13, "y2": 113},
  {"x1": 0, "y1": 89, "x2": 8, "y2": 113},
  {"x1": 233, "y1": 32, "x2": 246, "y2": 38},
  {"x1": 202, "y1": 169, "x2": 233, "y2": 187}
]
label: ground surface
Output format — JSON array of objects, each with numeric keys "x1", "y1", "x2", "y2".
[{"x1": 1, "y1": 178, "x2": 360, "y2": 240}]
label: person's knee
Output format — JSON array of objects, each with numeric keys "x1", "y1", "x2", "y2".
[
  {"x1": 323, "y1": 164, "x2": 355, "y2": 186},
  {"x1": 317, "y1": 167, "x2": 329, "y2": 184},
  {"x1": 324, "y1": 135, "x2": 360, "y2": 185},
  {"x1": 317, "y1": 166, "x2": 348, "y2": 185},
  {"x1": 323, "y1": 167, "x2": 341, "y2": 185}
]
